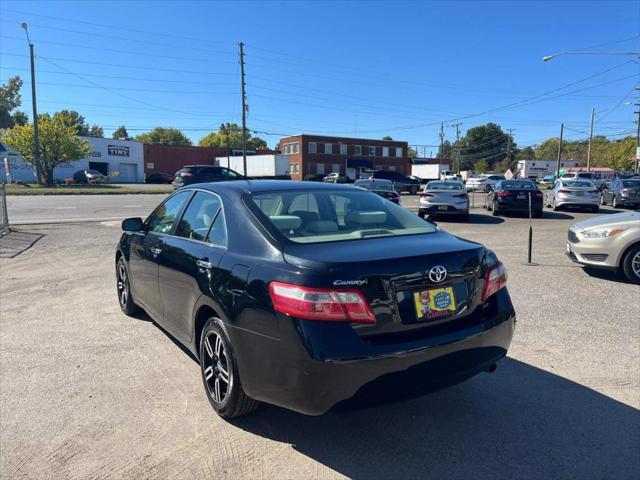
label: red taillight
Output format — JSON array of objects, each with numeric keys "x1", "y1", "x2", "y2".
[
  {"x1": 477, "y1": 179, "x2": 486, "y2": 183},
  {"x1": 497, "y1": 191, "x2": 511, "y2": 197},
  {"x1": 180, "y1": 172, "x2": 193, "y2": 177},
  {"x1": 558, "y1": 189, "x2": 570, "y2": 193},
  {"x1": 269, "y1": 282, "x2": 376, "y2": 324},
  {"x1": 419, "y1": 192, "x2": 434, "y2": 197},
  {"x1": 481, "y1": 262, "x2": 508, "y2": 302}
]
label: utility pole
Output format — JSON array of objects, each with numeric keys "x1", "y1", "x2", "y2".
[
  {"x1": 586, "y1": 108, "x2": 595, "y2": 173},
  {"x1": 224, "y1": 123, "x2": 231, "y2": 169},
  {"x1": 22, "y1": 23, "x2": 42, "y2": 184},
  {"x1": 506, "y1": 128, "x2": 515, "y2": 171},
  {"x1": 239, "y1": 42, "x2": 247, "y2": 176},
  {"x1": 555, "y1": 123, "x2": 564, "y2": 179},
  {"x1": 450, "y1": 123, "x2": 462, "y2": 173},
  {"x1": 439, "y1": 122, "x2": 444, "y2": 160},
  {"x1": 635, "y1": 86, "x2": 640, "y2": 174}
]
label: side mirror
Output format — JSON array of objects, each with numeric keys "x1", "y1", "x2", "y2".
[{"x1": 122, "y1": 217, "x2": 145, "y2": 232}]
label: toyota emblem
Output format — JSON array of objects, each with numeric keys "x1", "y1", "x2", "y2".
[{"x1": 428, "y1": 265, "x2": 447, "y2": 283}]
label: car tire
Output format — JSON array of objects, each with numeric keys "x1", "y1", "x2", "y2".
[
  {"x1": 621, "y1": 244, "x2": 640, "y2": 284},
  {"x1": 116, "y1": 257, "x2": 141, "y2": 316},
  {"x1": 485, "y1": 185, "x2": 491, "y2": 193},
  {"x1": 199, "y1": 317, "x2": 260, "y2": 419},
  {"x1": 410, "y1": 186, "x2": 418, "y2": 195}
]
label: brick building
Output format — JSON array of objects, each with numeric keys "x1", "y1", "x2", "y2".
[{"x1": 278, "y1": 134, "x2": 410, "y2": 181}]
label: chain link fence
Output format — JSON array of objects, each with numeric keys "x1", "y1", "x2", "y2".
[{"x1": 0, "y1": 183, "x2": 9, "y2": 236}]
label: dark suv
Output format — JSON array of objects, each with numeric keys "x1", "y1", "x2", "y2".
[
  {"x1": 369, "y1": 170, "x2": 421, "y2": 194},
  {"x1": 173, "y1": 165, "x2": 245, "y2": 189}
]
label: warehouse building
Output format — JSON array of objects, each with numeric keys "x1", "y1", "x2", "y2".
[{"x1": 0, "y1": 137, "x2": 144, "y2": 183}]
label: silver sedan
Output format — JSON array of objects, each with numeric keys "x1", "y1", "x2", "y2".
[
  {"x1": 418, "y1": 181, "x2": 470, "y2": 220},
  {"x1": 545, "y1": 179, "x2": 600, "y2": 212}
]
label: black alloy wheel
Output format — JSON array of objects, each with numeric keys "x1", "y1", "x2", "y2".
[
  {"x1": 199, "y1": 318, "x2": 259, "y2": 418},
  {"x1": 117, "y1": 257, "x2": 140, "y2": 316}
]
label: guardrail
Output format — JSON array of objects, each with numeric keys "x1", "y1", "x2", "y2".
[{"x1": 0, "y1": 183, "x2": 9, "y2": 236}]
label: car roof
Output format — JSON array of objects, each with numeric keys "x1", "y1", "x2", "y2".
[{"x1": 185, "y1": 180, "x2": 360, "y2": 194}]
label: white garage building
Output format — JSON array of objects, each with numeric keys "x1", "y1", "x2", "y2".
[{"x1": 0, "y1": 137, "x2": 144, "y2": 183}]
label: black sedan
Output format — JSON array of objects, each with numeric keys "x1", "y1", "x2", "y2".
[
  {"x1": 145, "y1": 172, "x2": 172, "y2": 184},
  {"x1": 485, "y1": 180, "x2": 544, "y2": 217},
  {"x1": 353, "y1": 178, "x2": 400, "y2": 204},
  {"x1": 600, "y1": 179, "x2": 640, "y2": 209},
  {"x1": 116, "y1": 181, "x2": 515, "y2": 418},
  {"x1": 172, "y1": 165, "x2": 245, "y2": 189}
]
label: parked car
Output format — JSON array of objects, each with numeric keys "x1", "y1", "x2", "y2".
[
  {"x1": 323, "y1": 172, "x2": 349, "y2": 183},
  {"x1": 369, "y1": 170, "x2": 421, "y2": 194},
  {"x1": 353, "y1": 178, "x2": 400, "y2": 204},
  {"x1": 73, "y1": 169, "x2": 107, "y2": 184},
  {"x1": 439, "y1": 171, "x2": 462, "y2": 181},
  {"x1": 116, "y1": 181, "x2": 515, "y2": 418},
  {"x1": 303, "y1": 174, "x2": 326, "y2": 182},
  {"x1": 145, "y1": 172, "x2": 172, "y2": 184},
  {"x1": 407, "y1": 175, "x2": 426, "y2": 184},
  {"x1": 600, "y1": 179, "x2": 640, "y2": 209},
  {"x1": 172, "y1": 165, "x2": 245, "y2": 189},
  {"x1": 545, "y1": 179, "x2": 600, "y2": 212},
  {"x1": 566, "y1": 211, "x2": 640, "y2": 284},
  {"x1": 560, "y1": 172, "x2": 606, "y2": 190},
  {"x1": 539, "y1": 174, "x2": 556, "y2": 185},
  {"x1": 485, "y1": 180, "x2": 543, "y2": 217},
  {"x1": 418, "y1": 181, "x2": 469, "y2": 219},
  {"x1": 465, "y1": 174, "x2": 505, "y2": 192}
]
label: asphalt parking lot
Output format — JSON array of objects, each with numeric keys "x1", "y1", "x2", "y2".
[{"x1": 1, "y1": 196, "x2": 639, "y2": 479}]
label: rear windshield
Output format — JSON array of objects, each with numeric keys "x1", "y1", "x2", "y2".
[
  {"x1": 622, "y1": 180, "x2": 640, "y2": 187},
  {"x1": 246, "y1": 190, "x2": 436, "y2": 244},
  {"x1": 502, "y1": 181, "x2": 537, "y2": 190},
  {"x1": 177, "y1": 167, "x2": 199, "y2": 174},
  {"x1": 563, "y1": 181, "x2": 594, "y2": 188},
  {"x1": 425, "y1": 181, "x2": 462, "y2": 191},
  {"x1": 354, "y1": 180, "x2": 394, "y2": 191}
]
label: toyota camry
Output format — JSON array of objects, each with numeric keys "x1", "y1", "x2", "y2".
[{"x1": 115, "y1": 181, "x2": 515, "y2": 418}]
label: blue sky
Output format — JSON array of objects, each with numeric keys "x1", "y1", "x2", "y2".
[{"x1": 1, "y1": 0, "x2": 638, "y2": 151}]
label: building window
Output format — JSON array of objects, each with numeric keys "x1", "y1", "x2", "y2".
[
  {"x1": 340, "y1": 144, "x2": 347, "y2": 155},
  {"x1": 283, "y1": 142, "x2": 299, "y2": 154},
  {"x1": 354, "y1": 145, "x2": 362, "y2": 156},
  {"x1": 316, "y1": 163, "x2": 325, "y2": 174},
  {"x1": 395, "y1": 147, "x2": 403, "y2": 157},
  {"x1": 368, "y1": 146, "x2": 376, "y2": 156},
  {"x1": 382, "y1": 147, "x2": 389, "y2": 157},
  {"x1": 324, "y1": 143, "x2": 333, "y2": 154},
  {"x1": 309, "y1": 142, "x2": 317, "y2": 154},
  {"x1": 332, "y1": 163, "x2": 340, "y2": 173},
  {"x1": 290, "y1": 163, "x2": 299, "y2": 174}
]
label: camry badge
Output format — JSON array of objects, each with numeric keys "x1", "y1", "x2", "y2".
[{"x1": 428, "y1": 266, "x2": 447, "y2": 283}]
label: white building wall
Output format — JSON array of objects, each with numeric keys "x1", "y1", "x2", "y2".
[
  {"x1": 215, "y1": 154, "x2": 290, "y2": 177},
  {"x1": 516, "y1": 160, "x2": 580, "y2": 178},
  {"x1": 0, "y1": 137, "x2": 144, "y2": 183}
]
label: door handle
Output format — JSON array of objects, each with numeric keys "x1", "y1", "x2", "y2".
[
  {"x1": 196, "y1": 259, "x2": 213, "y2": 269},
  {"x1": 150, "y1": 247, "x2": 162, "y2": 256}
]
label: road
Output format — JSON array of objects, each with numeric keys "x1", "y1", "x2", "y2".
[
  {"x1": 1, "y1": 204, "x2": 638, "y2": 479},
  {"x1": 6, "y1": 194, "x2": 168, "y2": 224}
]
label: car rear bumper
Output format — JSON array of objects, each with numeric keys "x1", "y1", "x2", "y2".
[
  {"x1": 419, "y1": 201, "x2": 469, "y2": 214},
  {"x1": 231, "y1": 289, "x2": 515, "y2": 415},
  {"x1": 556, "y1": 195, "x2": 599, "y2": 207}
]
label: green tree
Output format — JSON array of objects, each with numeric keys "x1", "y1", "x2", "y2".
[
  {"x1": 515, "y1": 146, "x2": 535, "y2": 160},
  {"x1": 534, "y1": 138, "x2": 559, "y2": 160},
  {"x1": 88, "y1": 125, "x2": 104, "y2": 138},
  {"x1": 2, "y1": 112, "x2": 92, "y2": 184},
  {"x1": 458, "y1": 123, "x2": 516, "y2": 171},
  {"x1": 54, "y1": 110, "x2": 89, "y2": 135},
  {"x1": 382, "y1": 135, "x2": 393, "y2": 141},
  {"x1": 197, "y1": 123, "x2": 266, "y2": 150},
  {"x1": 112, "y1": 125, "x2": 129, "y2": 139},
  {"x1": 473, "y1": 159, "x2": 489, "y2": 173},
  {"x1": 436, "y1": 140, "x2": 454, "y2": 160},
  {"x1": 136, "y1": 127, "x2": 192, "y2": 146},
  {"x1": 0, "y1": 76, "x2": 28, "y2": 129}
]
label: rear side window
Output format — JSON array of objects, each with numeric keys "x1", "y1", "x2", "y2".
[
  {"x1": 199, "y1": 167, "x2": 221, "y2": 175},
  {"x1": 146, "y1": 191, "x2": 192, "y2": 234},
  {"x1": 175, "y1": 192, "x2": 222, "y2": 242}
]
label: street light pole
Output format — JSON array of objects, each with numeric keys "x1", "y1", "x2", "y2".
[
  {"x1": 239, "y1": 42, "x2": 247, "y2": 176},
  {"x1": 21, "y1": 23, "x2": 43, "y2": 184},
  {"x1": 586, "y1": 108, "x2": 595, "y2": 173},
  {"x1": 555, "y1": 123, "x2": 564, "y2": 179},
  {"x1": 543, "y1": 51, "x2": 640, "y2": 62}
]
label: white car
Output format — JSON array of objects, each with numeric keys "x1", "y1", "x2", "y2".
[
  {"x1": 465, "y1": 174, "x2": 505, "y2": 192},
  {"x1": 560, "y1": 172, "x2": 606, "y2": 190},
  {"x1": 567, "y1": 211, "x2": 640, "y2": 283},
  {"x1": 545, "y1": 179, "x2": 600, "y2": 212}
]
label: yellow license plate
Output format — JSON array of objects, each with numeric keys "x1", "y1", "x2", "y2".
[{"x1": 413, "y1": 287, "x2": 457, "y2": 321}]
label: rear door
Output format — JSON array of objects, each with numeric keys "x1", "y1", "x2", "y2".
[
  {"x1": 129, "y1": 190, "x2": 193, "y2": 320},
  {"x1": 157, "y1": 191, "x2": 227, "y2": 342}
]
